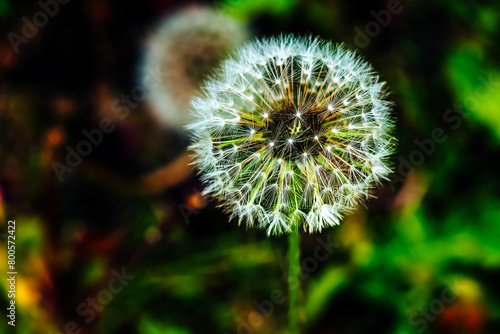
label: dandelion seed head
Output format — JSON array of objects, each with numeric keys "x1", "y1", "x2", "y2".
[
  {"x1": 143, "y1": 6, "x2": 248, "y2": 128},
  {"x1": 187, "y1": 35, "x2": 395, "y2": 235}
]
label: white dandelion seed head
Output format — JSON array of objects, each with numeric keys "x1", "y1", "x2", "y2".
[
  {"x1": 187, "y1": 35, "x2": 395, "y2": 235},
  {"x1": 142, "y1": 6, "x2": 248, "y2": 128}
]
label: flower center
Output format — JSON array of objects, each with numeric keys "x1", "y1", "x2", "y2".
[{"x1": 263, "y1": 101, "x2": 327, "y2": 160}]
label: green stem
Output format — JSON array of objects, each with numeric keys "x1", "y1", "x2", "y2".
[{"x1": 288, "y1": 227, "x2": 300, "y2": 334}]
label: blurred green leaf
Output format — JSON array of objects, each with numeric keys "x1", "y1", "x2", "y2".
[
  {"x1": 139, "y1": 316, "x2": 191, "y2": 334},
  {"x1": 304, "y1": 266, "x2": 348, "y2": 325},
  {"x1": 446, "y1": 43, "x2": 500, "y2": 140}
]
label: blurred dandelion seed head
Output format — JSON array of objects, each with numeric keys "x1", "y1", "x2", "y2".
[
  {"x1": 187, "y1": 35, "x2": 395, "y2": 235},
  {"x1": 143, "y1": 6, "x2": 248, "y2": 128}
]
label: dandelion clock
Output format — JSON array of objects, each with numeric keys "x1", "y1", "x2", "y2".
[
  {"x1": 187, "y1": 35, "x2": 395, "y2": 333},
  {"x1": 143, "y1": 6, "x2": 248, "y2": 128}
]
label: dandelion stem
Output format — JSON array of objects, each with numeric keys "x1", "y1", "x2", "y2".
[{"x1": 288, "y1": 227, "x2": 301, "y2": 334}]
